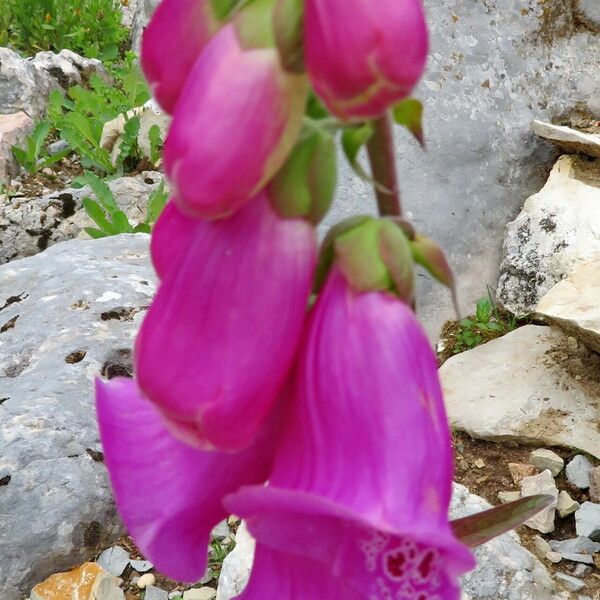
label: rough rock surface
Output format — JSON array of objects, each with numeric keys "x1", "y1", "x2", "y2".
[
  {"x1": 323, "y1": 1, "x2": 600, "y2": 338},
  {"x1": 536, "y1": 260, "x2": 600, "y2": 354},
  {"x1": 0, "y1": 48, "x2": 60, "y2": 120},
  {"x1": 451, "y1": 484, "x2": 561, "y2": 600},
  {"x1": 0, "y1": 171, "x2": 164, "y2": 264},
  {"x1": 216, "y1": 522, "x2": 255, "y2": 600},
  {"x1": 532, "y1": 120, "x2": 600, "y2": 159},
  {"x1": 0, "y1": 111, "x2": 34, "y2": 180},
  {"x1": 30, "y1": 49, "x2": 110, "y2": 91},
  {"x1": 496, "y1": 155, "x2": 600, "y2": 316},
  {"x1": 131, "y1": 0, "x2": 160, "y2": 53},
  {"x1": 0, "y1": 234, "x2": 155, "y2": 599},
  {"x1": 440, "y1": 325, "x2": 600, "y2": 459}
]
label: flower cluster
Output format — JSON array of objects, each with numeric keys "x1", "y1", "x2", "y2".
[{"x1": 96, "y1": 0, "x2": 477, "y2": 598}]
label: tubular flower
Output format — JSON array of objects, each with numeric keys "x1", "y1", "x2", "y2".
[
  {"x1": 95, "y1": 377, "x2": 281, "y2": 582},
  {"x1": 226, "y1": 267, "x2": 474, "y2": 598},
  {"x1": 164, "y1": 23, "x2": 307, "y2": 219},
  {"x1": 304, "y1": 0, "x2": 429, "y2": 120},
  {"x1": 135, "y1": 192, "x2": 317, "y2": 451},
  {"x1": 141, "y1": 0, "x2": 222, "y2": 113}
]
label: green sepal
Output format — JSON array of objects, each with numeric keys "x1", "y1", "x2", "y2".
[
  {"x1": 378, "y1": 220, "x2": 415, "y2": 304},
  {"x1": 341, "y1": 122, "x2": 374, "y2": 182},
  {"x1": 210, "y1": 0, "x2": 241, "y2": 20},
  {"x1": 410, "y1": 233, "x2": 454, "y2": 289},
  {"x1": 269, "y1": 124, "x2": 336, "y2": 225},
  {"x1": 392, "y1": 98, "x2": 425, "y2": 147},
  {"x1": 234, "y1": 0, "x2": 276, "y2": 49},
  {"x1": 273, "y1": 0, "x2": 304, "y2": 72},
  {"x1": 451, "y1": 495, "x2": 556, "y2": 548}
]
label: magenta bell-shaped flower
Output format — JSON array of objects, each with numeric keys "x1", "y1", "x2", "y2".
[
  {"x1": 305, "y1": 0, "x2": 429, "y2": 120},
  {"x1": 141, "y1": 0, "x2": 222, "y2": 114},
  {"x1": 226, "y1": 267, "x2": 474, "y2": 598},
  {"x1": 164, "y1": 23, "x2": 307, "y2": 219},
  {"x1": 95, "y1": 377, "x2": 281, "y2": 582},
  {"x1": 135, "y1": 192, "x2": 316, "y2": 451}
]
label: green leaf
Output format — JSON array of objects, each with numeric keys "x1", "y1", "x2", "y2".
[
  {"x1": 133, "y1": 223, "x2": 151, "y2": 234},
  {"x1": 84, "y1": 226, "x2": 108, "y2": 239},
  {"x1": 111, "y1": 210, "x2": 134, "y2": 234},
  {"x1": 82, "y1": 198, "x2": 113, "y2": 235},
  {"x1": 392, "y1": 98, "x2": 425, "y2": 147},
  {"x1": 81, "y1": 171, "x2": 118, "y2": 212},
  {"x1": 11, "y1": 146, "x2": 33, "y2": 172},
  {"x1": 146, "y1": 182, "x2": 168, "y2": 225},
  {"x1": 451, "y1": 495, "x2": 556, "y2": 548},
  {"x1": 341, "y1": 122, "x2": 374, "y2": 182},
  {"x1": 476, "y1": 297, "x2": 492, "y2": 324},
  {"x1": 118, "y1": 115, "x2": 141, "y2": 165},
  {"x1": 148, "y1": 124, "x2": 163, "y2": 165}
]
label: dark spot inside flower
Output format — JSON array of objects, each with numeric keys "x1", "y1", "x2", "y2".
[
  {"x1": 0, "y1": 475, "x2": 10, "y2": 486},
  {"x1": 0, "y1": 315, "x2": 18, "y2": 333},
  {"x1": 86, "y1": 448, "x2": 104, "y2": 462},
  {"x1": 65, "y1": 350, "x2": 87, "y2": 364},
  {"x1": 385, "y1": 550, "x2": 407, "y2": 579},
  {"x1": 417, "y1": 550, "x2": 434, "y2": 579}
]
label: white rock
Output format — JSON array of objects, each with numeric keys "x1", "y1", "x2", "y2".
[
  {"x1": 533, "y1": 536, "x2": 552, "y2": 557},
  {"x1": 91, "y1": 575, "x2": 126, "y2": 600},
  {"x1": 211, "y1": 520, "x2": 230, "y2": 541},
  {"x1": 578, "y1": 0, "x2": 600, "y2": 28},
  {"x1": 130, "y1": 559, "x2": 153, "y2": 572},
  {"x1": 497, "y1": 156, "x2": 600, "y2": 316},
  {"x1": 546, "y1": 552, "x2": 563, "y2": 564},
  {"x1": 529, "y1": 449, "x2": 564, "y2": 477},
  {"x1": 537, "y1": 260, "x2": 600, "y2": 354},
  {"x1": 216, "y1": 522, "x2": 255, "y2": 600},
  {"x1": 532, "y1": 120, "x2": 600, "y2": 159},
  {"x1": 184, "y1": 588, "x2": 217, "y2": 600},
  {"x1": 97, "y1": 545, "x2": 130, "y2": 577},
  {"x1": 566, "y1": 455, "x2": 594, "y2": 489},
  {"x1": 575, "y1": 502, "x2": 600, "y2": 540},
  {"x1": 440, "y1": 325, "x2": 600, "y2": 459},
  {"x1": 0, "y1": 48, "x2": 60, "y2": 119},
  {"x1": 573, "y1": 564, "x2": 592, "y2": 578},
  {"x1": 556, "y1": 491, "x2": 581, "y2": 518},
  {"x1": 137, "y1": 573, "x2": 156, "y2": 589},
  {"x1": 555, "y1": 573, "x2": 585, "y2": 592},
  {"x1": 131, "y1": 0, "x2": 160, "y2": 53},
  {"x1": 0, "y1": 111, "x2": 34, "y2": 180},
  {"x1": 498, "y1": 491, "x2": 521, "y2": 504},
  {"x1": 549, "y1": 537, "x2": 600, "y2": 555},
  {"x1": 521, "y1": 470, "x2": 558, "y2": 533}
]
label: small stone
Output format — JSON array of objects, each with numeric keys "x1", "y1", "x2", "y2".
[
  {"x1": 508, "y1": 462, "x2": 538, "y2": 484},
  {"x1": 566, "y1": 336, "x2": 579, "y2": 350},
  {"x1": 566, "y1": 455, "x2": 594, "y2": 489},
  {"x1": 560, "y1": 553, "x2": 595, "y2": 565},
  {"x1": 473, "y1": 458, "x2": 485, "y2": 468},
  {"x1": 137, "y1": 573, "x2": 156, "y2": 589},
  {"x1": 589, "y1": 467, "x2": 600, "y2": 503},
  {"x1": 573, "y1": 564, "x2": 592, "y2": 577},
  {"x1": 96, "y1": 545, "x2": 130, "y2": 577},
  {"x1": 546, "y1": 551, "x2": 563, "y2": 563},
  {"x1": 227, "y1": 516, "x2": 239, "y2": 526},
  {"x1": 533, "y1": 535, "x2": 552, "y2": 557},
  {"x1": 41, "y1": 167, "x2": 54, "y2": 176},
  {"x1": 529, "y1": 449, "x2": 564, "y2": 477},
  {"x1": 90, "y1": 575, "x2": 125, "y2": 600},
  {"x1": 144, "y1": 586, "x2": 169, "y2": 600},
  {"x1": 555, "y1": 573, "x2": 585, "y2": 592},
  {"x1": 498, "y1": 491, "x2": 521, "y2": 504},
  {"x1": 47, "y1": 139, "x2": 70, "y2": 156},
  {"x1": 521, "y1": 470, "x2": 558, "y2": 533},
  {"x1": 130, "y1": 559, "x2": 153, "y2": 573},
  {"x1": 168, "y1": 593, "x2": 183, "y2": 600},
  {"x1": 30, "y1": 563, "x2": 109, "y2": 600},
  {"x1": 550, "y1": 537, "x2": 600, "y2": 555},
  {"x1": 183, "y1": 588, "x2": 217, "y2": 600},
  {"x1": 557, "y1": 490, "x2": 581, "y2": 518},
  {"x1": 211, "y1": 520, "x2": 230, "y2": 540},
  {"x1": 575, "y1": 502, "x2": 600, "y2": 540}
]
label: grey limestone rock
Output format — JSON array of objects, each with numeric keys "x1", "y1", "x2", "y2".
[{"x1": 0, "y1": 234, "x2": 156, "y2": 599}]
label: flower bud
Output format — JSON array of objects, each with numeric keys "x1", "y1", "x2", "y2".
[
  {"x1": 164, "y1": 23, "x2": 307, "y2": 219},
  {"x1": 268, "y1": 124, "x2": 336, "y2": 225},
  {"x1": 141, "y1": 0, "x2": 222, "y2": 113},
  {"x1": 305, "y1": 0, "x2": 429, "y2": 119}
]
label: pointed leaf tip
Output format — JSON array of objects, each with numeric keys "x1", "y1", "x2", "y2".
[
  {"x1": 392, "y1": 98, "x2": 425, "y2": 148},
  {"x1": 451, "y1": 494, "x2": 556, "y2": 548}
]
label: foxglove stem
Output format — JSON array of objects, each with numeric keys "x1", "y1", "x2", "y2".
[{"x1": 367, "y1": 113, "x2": 401, "y2": 217}]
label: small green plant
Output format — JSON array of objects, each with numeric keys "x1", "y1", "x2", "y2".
[
  {"x1": 2, "y1": 0, "x2": 128, "y2": 60},
  {"x1": 11, "y1": 122, "x2": 70, "y2": 174},
  {"x1": 79, "y1": 171, "x2": 168, "y2": 238},
  {"x1": 453, "y1": 296, "x2": 516, "y2": 354},
  {"x1": 208, "y1": 538, "x2": 235, "y2": 578}
]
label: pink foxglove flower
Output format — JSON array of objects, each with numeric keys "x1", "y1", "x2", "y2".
[
  {"x1": 135, "y1": 193, "x2": 316, "y2": 451},
  {"x1": 305, "y1": 0, "x2": 429, "y2": 120},
  {"x1": 164, "y1": 24, "x2": 307, "y2": 219},
  {"x1": 226, "y1": 267, "x2": 474, "y2": 598},
  {"x1": 95, "y1": 377, "x2": 280, "y2": 582},
  {"x1": 141, "y1": 0, "x2": 221, "y2": 113}
]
